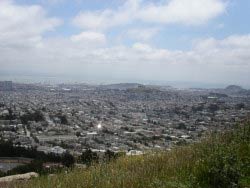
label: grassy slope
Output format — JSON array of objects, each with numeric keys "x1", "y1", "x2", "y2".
[{"x1": 14, "y1": 123, "x2": 250, "y2": 188}]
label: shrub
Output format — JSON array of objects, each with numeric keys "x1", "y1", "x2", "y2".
[
  {"x1": 191, "y1": 149, "x2": 241, "y2": 188},
  {"x1": 80, "y1": 149, "x2": 99, "y2": 166},
  {"x1": 190, "y1": 124, "x2": 250, "y2": 188}
]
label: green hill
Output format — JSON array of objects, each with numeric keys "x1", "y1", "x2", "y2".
[{"x1": 14, "y1": 123, "x2": 250, "y2": 188}]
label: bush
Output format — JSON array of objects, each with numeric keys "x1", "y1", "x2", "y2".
[
  {"x1": 80, "y1": 149, "x2": 99, "y2": 166},
  {"x1": 192, "y1": 150, "x2": 241, "y2": 188},
  {"x1": 6, "y1": 160, "x2": 43, "y2": 176},
  {"x1": 190, "y1": 124, "x2": 250, "y2": 188},
  {"x1": 62, "y1": 152, "x2": 75, "y2": 168}
]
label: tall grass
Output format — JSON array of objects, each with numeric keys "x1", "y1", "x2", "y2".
[{"x1": 14, "y1": 123, "x2": 250, "y2": 188}]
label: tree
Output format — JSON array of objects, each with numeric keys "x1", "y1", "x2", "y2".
[
  {"x1": 59, "y1": 115, "x2": 68, "y2": 124},
  {"x1": 80, "y1": 149, "x2": 98, "y2": 166},
  {"x1": 76, "y1": 132, "x2": 81, "y2": 137},
  {"x1": 20, "y1": 110, "x2": 44, "y2": 124},
  {"x1": 104, "y1": 150, "x2": 117, "y2": 162},
  {"x1": 62, "y1": 152, "x2": 75, "y2": 167}
]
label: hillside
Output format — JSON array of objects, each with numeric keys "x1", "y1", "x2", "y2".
[
  {"x1": 12, "y1": 123, "x2": 250, "y2": 188},
  {"x1": 99, "y1": 83, "x2": 143, "y2": 90}
]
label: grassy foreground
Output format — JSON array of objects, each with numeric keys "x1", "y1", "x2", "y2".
[{"x1": 15, "y1": 123, "x2": 250, "y2": 188}]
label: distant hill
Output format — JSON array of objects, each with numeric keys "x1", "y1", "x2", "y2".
[
  {"x1": 145, "y1": 85, "x2": 174, "y2": 91},
  {"x1": 224, "y1": 85, "x2": 250, "y2": 95},
  {"x1": 225, "y1": 85, "x2": 244, "y2": 91},
  {"x1": 210, "y1": 85, "x2": 250, "y2": 96},
  {"x1": 99, "y1": 83, "x2": 143, "y2": 90}
]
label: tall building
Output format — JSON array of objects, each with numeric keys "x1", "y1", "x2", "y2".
[{"x1": 0, "y1": 81, "x2": 13, "y2": 91}]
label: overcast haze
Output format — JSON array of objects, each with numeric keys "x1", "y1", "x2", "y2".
[{"x1": 1, "y1": 0, "x2": 250, "y2": 88}]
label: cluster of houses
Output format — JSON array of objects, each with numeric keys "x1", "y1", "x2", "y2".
[{"x1": 0, "y1": 82, "x2": 249, "y2": 157}]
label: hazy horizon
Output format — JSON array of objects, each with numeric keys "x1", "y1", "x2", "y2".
[{"x1": 0, "y1": 74, "x2": 249, "y2": 89}]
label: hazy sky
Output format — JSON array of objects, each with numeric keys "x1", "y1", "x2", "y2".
[{"x1": 0, "y1": 0, "x2": 250, "y2": 87}]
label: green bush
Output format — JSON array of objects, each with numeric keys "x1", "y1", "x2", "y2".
[
  {"x1": 190, "y1": 124, "x2": 250, "y2": 188},
  {"x1": 192, "y1": 150, "x2": 241, "y2": 188}
]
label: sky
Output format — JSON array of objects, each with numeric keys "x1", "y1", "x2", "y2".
[{"x1": 0, "y1": 0, "x2": 250, "y2": 88}]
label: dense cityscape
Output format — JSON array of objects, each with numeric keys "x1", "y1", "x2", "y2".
[{"x1": 1, "y1": 81, "x2": 249, "y2": 158}]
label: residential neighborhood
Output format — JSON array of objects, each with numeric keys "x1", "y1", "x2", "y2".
[{"x1": 1, "y1": 82, "x2": 249, "y2": 160}]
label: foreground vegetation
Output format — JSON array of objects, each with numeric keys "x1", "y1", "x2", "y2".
[
  {"x1": 0, "y1": 141, "x2": 75, "y2": 177},
  {"x1": 14, "y1": 123, "x2": 250, "y2": 188},
  {"x1": 0, "y1": 141, "x2": 120, "y2": 177}
]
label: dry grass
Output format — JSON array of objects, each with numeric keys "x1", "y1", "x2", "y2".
[{"x1": 12, "y1": 123, "x2": 250, "y2": 188}]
